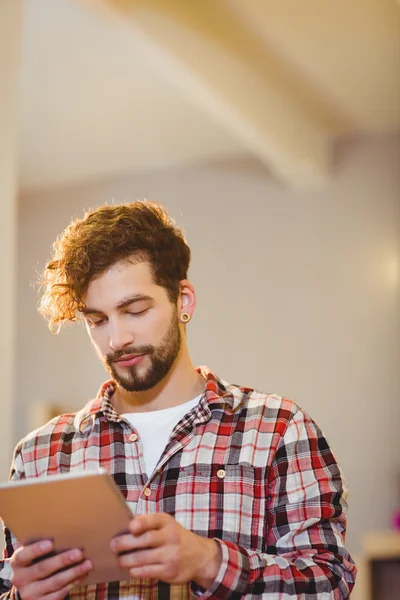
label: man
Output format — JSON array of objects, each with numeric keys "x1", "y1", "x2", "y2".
[{"x1": 1, "y1": 201, "x2": 356, "y2": 599}]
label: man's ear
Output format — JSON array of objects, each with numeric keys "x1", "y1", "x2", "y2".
[{"x1": 178, "y1": 280, "x2": 196, "y2": 322}]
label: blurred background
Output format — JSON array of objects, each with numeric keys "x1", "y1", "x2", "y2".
[{"x1": 1, "y1": 0, "x2": 400, "y2": 596}]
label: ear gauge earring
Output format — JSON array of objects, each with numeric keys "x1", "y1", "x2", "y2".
[{"x1": 180, "y1": 312, "x2": 191, "y2": 323}]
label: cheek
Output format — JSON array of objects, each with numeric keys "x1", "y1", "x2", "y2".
[
  {"x1": 87, "y1": 327, "x2": 108, "y2": 355},
  {"x1": 143, "y1": 309, "x2": 171, "y2": 337}
]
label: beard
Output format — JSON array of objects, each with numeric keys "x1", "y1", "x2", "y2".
[{"x1": 101, "y1": 309, "x2": 181, "y2": 392}]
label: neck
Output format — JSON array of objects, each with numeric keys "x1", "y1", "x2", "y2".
[{"x1": 112, "y1": 346, "x2": 205, "y2": 414}]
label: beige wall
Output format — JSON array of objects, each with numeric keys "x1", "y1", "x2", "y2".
[
  {"x1": 17, "y1": 133, "x2": 400, "y2": 556},
  {"x1": 0, "y1": 0, "x2": 21, "y2": 480}
]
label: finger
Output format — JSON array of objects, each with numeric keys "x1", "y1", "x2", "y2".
[
  {"x1": 41, "y1": 577, "x2": 83, "y2": 600},
  {"x1": 129, "y1": 513, "x2": 170, "y2": 536},
  {"x1": 117, "y1": 547, "x2": 164, "y2": 570},
  {"x1": 12, "y1": 540, "x2": 53, "y2": 568},
  {"x1": 110, "y1": 534, "x2": 134, "y2": 554},
  {"x1": 111, "y1": 530, "x2": 164, "y2": 554},
  {"x1": 14, "y1": 566, "x2": 90, "y2": 600},
  {"x1": 25, "y1": 548, "x2": 84, "y2": 582},
  {"x1": 35, "y1": 559, "x2": 93, "y2": 596},
  {"x1": 129, "y1": 564, "x2": 165, "y2": 580}
]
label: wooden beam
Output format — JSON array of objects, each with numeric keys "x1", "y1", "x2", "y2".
[
  {"x1": 229, "y1": 0, "x2": 400, "y2": 132},
  {"x1": 79, "y1": 0, "x2": 333, "y2": 188}
]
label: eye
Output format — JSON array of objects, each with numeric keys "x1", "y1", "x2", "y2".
[
  {"x1": 127, "y1": 308, "x2": 149, "y2": 317},
  {"x1": 87, "y1": 318, "x2": 106, "y2": 328}
]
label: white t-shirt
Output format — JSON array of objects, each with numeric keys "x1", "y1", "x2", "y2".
[{"x1": 122, "y1": 394, "x2": 202, "y2": 476}]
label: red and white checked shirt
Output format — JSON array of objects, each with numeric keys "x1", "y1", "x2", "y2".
[{"x1": 1, "y1": 367, "x2": 356, "y2": 599}]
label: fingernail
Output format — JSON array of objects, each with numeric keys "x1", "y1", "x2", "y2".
[
  {"x1": 83, "y1": 559, "x2": 93, "y2": 570},
  {"x1": 129, "y1": 523, "x2": 138, "y2": 535},
  {"x1": 40, "y1": 540, "x2": 52, "y2": 551},
  {"x1": 69, "y1": 549, "x2": 82, "y2": 561}
]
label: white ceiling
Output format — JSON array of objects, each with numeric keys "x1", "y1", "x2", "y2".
[
  {"x1": 18, "y1": 0, "x2": 400, "y2": 192},
  {"x1": 18, "y1": 0, "x2": 246, "y2": 192}
]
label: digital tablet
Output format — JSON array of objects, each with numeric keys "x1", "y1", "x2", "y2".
[{"x1": 0, "y1": 469, "x2": 134, "y2": 585}]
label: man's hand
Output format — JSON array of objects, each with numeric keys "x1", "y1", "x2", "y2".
[
  {"x1": 110, "y1": 514, "x2": 221, "y2": 589},
  {"x1": 10, "y1": 540, "x2": 93, "y2": 600}
]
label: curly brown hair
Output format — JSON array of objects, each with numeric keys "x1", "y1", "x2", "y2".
[{"x1": 39, "y1": 201, "x2": 191, "y2": 332}]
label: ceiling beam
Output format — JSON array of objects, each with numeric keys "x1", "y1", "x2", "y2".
[
  {"x1": 228, "y1": 0, "x2": 400, "y2": 132},
  {"x1": 78, "y1": 0, "x2": 333, "y2": 188}
]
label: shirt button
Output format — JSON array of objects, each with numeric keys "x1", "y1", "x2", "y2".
[
  {"x1": 129, "y1": 433, "x2": 138, "y2": 442},
  {"x1": 217, "y1": 469, "x2": 226, "y2": 479},
  {"x1": 143, "y1": 488, "x2": 152, "y2": 497}
]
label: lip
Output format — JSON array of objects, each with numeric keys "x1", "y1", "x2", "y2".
[{"x1": 115, "y1": 354, "x2": 146, "y2": 367}]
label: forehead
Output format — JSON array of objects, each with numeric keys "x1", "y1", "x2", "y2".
[{"x1": 83, "y1": 260, "x2": 164, "y2": 309}]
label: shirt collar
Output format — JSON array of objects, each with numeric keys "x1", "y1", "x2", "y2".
[{"x1": 74, "y1": 366, "x2": 248, "y2": 433}]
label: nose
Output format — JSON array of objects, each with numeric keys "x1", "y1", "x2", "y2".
[{"x1": 108, "y1": 319, "x2": 134, "y2": 351}]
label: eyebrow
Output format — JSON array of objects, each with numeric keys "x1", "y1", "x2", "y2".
[{"x1": 81, "y1": 294, "x2": 153, "y2": 315}]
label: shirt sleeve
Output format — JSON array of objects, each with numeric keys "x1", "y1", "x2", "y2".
[
  {"x1": 194, "y1": 409, "x2": 357, "y2": 599},
  {"x1": 1, "y1": 443, "x2": 24, "y2": 600}
]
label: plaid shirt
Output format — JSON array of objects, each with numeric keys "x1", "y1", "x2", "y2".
[{"x1": 1, "y1": 367, "x2": 356, "y2": 599}]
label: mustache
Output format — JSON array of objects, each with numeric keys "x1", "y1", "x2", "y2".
[{"x1": 106, "y1": 345, "x2": 154, "y2": 365}]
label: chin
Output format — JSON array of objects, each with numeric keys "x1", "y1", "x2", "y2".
[{"x1": 119, "y1": 380, "x2": 157, "y2": 393}]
